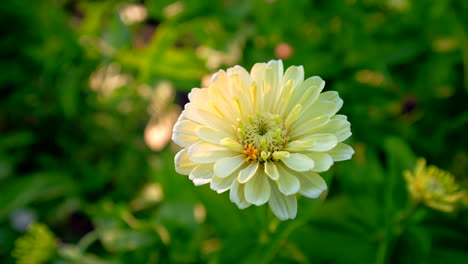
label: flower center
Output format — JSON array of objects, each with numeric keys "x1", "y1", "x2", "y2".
[
  {"x1": 237, "y1": 113, "x2": 289, "y2": 161},
  {"x1": 425, "y1": 177, "x2": 444, "y2": 195}
]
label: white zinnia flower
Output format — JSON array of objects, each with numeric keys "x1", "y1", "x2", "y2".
[{"x1": 172, "y1": 60, "x2": 354, "y2": 220}]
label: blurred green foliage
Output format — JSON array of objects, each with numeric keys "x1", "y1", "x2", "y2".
[{"x1": 1, "y1": 0, "x2": 468, "y2": 263}]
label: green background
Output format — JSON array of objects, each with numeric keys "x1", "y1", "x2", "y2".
[{"x1": 1, "y1": 0, "x2": 467, "y2": 263}]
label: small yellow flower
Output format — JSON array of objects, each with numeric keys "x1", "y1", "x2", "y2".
[
  {"x1": 404, "y1": 158, "x2": 463, "y2": 213},
  {"x1": 172, "y1": 60, "x2": 354, "y2": 220},
  {"x1": 12, "y1": 223, "x2": 57, "y2": 264}
]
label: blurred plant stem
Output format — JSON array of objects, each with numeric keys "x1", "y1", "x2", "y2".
[
  {"x1": 376, "y1": 201, "x2": 420, "y2": 264},
  {"x1": 257, "y1": 198, "x2": 325, "y2": 264},
  {"x1": 77, "y1": 230, "x2": 99, "y2": 252},
  {"x1": 260, "y1": 216, "x2": 304, "y2": 264}
]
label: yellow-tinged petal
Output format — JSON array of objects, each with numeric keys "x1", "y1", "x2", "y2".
[
  {"x1": 287, "y1": 134, "x2": 338, "y2": 152},
  {"x1": 265, "y1": 161, "x2": 279, "y2": 180},
  {"x1": 307, "y1": 134, "x2": 338, "y2": 151},
  {"x1": 311, "y1": 116, "x2": 351, "y2": 142},
  {"x1": 220, "y1": 137, "x2": 244, "y2": 152},
  {"x1": 208, "y1": 83, "x2": 239, "y2": 122},
  {"x1": 328, "y1": 143, "x2": 354, "y2": 161},
  {"x1": 285, "y1": 76, "x2": 324, "y2": 115},
  {"x1": 245, "y1": 170, "x2": 271, "y2": 205},
  {"x1": 196, "y1": 126, "x2": 233, "y2": 145},
  {"x1": 276, "y1": 66, "x2": 302, "y2": 114},
  {"x1": 172, "y1": 130, "x2": 199, "y2": 148},
  {"x1": 250, "y1": 63, "x2": 267, "y2": 83},
  {"x1": 172, "y1": 117, "x2": 199, "y2": 134},
  {"x1": 296, "y1": 171, "x2": 327, "y2": 198},
  {"x1": 175, "y1": 149, "x2": 197, "y2": 175},
  {"x1": 276, "y1": 79, "x2": 295, "y2": 114},
  {"x1": 228, "y1": 72, "x2": 248, "y2": 104},
  {"x1": 184, "y1": 103, "x2": 230, "y2": 131},
  {"x1": 189, "y1": 163, "x2": 214, "y2": 186},
  {"x1": 172, "y1": 119, "x2": 200, "y2": 147},
  {"x1": 250, "y1": 63, "x2": 266, "y2": 112},
  {"x1": 211, "y1": 173, "x2": 237, "y2": 194},
  {"x1": 263, "y1": 60, "x2": 284, "y2": 112},
  {"x1": 214, "y1": 155, "x2": 246, "y2": 178},
  {"x1": 210, "y1": 70, "x2": 228, "y2": 92},
  {"x1": 281, "y1": 65, "x2": 304, "y2": 90},
  {"x1": 189, "y1": 142, "x2": 235, "y2": 163},
  {"x1": 333, "y1": 115, "x2": 347, "y2": 121},
  {"x1": 284, "y1": 139, "x2": 316, "y2": 152},
  {"x1": 319, "y1": 91, "x2": 344, "y2": 110},
  {"x1": 238, "y1": 162, "x2": 259, "y2": 183},
  {"x1": 305, "y1": 152, "x2": 334, "y2": 172},
  {"x1": 187, "y1": 87, "x2": 209, "y2": 103},
  {"x1": 227, "y1": 65, "x2": 250, "y2": 89},
  {"x1": 272, "y1": 151, "x2": 290, "y2": 160},
  {"x1": 290, "y1": 116, "x2": 330, "y2": 138},
  {"x1": 285, "y1": 104, "x2": 302, "y2": 127},
  {"x1": 282, "y1": 153, "x2": 315, "y2": 172},
  {"x1": 295, "y1": 100, "x2": 340, "y2": 125},
  {"x1": 268, "y1": 183, "x2": 297, "y2": 220},
  {"x1": 276, "y1": 165, "x2": 301, "y2": 195},
  {"x1": 230, "y1": 180, "x2": 251, "y2": 209}
]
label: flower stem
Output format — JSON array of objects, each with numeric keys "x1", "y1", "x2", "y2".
[{"x1": 376, "y1": 201, "x2": 419, "y2": 264}]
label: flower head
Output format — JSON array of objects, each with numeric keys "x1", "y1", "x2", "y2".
[
  {"x1": 404, "y1": 158, "x2": 463, "y2": 213},
  {"x1": 12, "y1": 223, "x2": 57, "y2": 264},
  {"x1": 172, "y1": 60, "x2": 354, "y2": 220}
]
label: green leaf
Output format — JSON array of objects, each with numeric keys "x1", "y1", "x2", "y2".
[
  {"x1": 394, "y1": 225, "x2": 431, "y2": 264},
  {"x1": 430, "y1": 248, "x2": 468, "y2": 264},
  {"x1": 288, "y1": 224, "x2": 376, "y2": 264},
  {"x1": 58, "y1": 66, "x2": 82, "y2": 118},
  {"x1": 384, "y1": 136, "x2": 417, "y2": 172},
  {"x1": 0, "y1": 131, "x2": 35, "y2": 149},
  {"x1": 0, "y1": 171, "x2": 76, "y2": 220}
]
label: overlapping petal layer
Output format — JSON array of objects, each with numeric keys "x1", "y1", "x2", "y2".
[{"x1": 172, "y1": 60, "x2": 354, "y2": 220}]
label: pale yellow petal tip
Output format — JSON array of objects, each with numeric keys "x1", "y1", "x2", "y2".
[
  {"x1": 269, "y1": 187, "x2": 297, "y2": 221},
  {"x1": 404, "y1": 157, "x2": 463, "y2": 213},
  {"x1": 210, "y1": 69, "x2": 226, "y2": 84},
  {"x1": 174, "y1": 149, "x2": 196, "y2": 175},
  {"x1": 300, "y1": 76, "x2": 325, "y2": 93},
  {"x1": 267, "y1": 59, "x2": 283, "y2": 67},
  {"x1": 272, "y1": 151, "x2": 290, "y2": 160}
]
